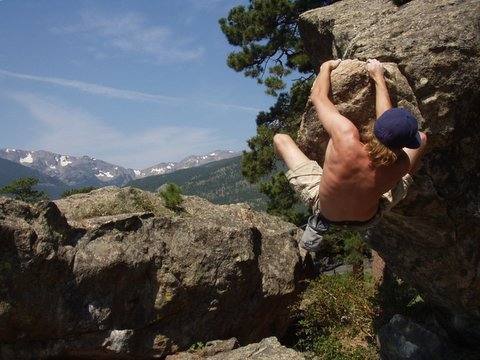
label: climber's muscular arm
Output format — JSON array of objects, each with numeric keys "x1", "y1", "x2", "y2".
[
  {"x1": 366, "y1": 59, "x2": 428, "y2": 173},
  {"x1": 310, "y1": 60, "x2": 358, "y2": 144},
  {"x1": 374, "y1": 77, "x2": 392, "y2": 118},
  {"x1": 403, "y1": 132, "x2": 428, "y2": 174},
  {"x1": 366, "y1": 59, "x2": 392, "y2": 118}
]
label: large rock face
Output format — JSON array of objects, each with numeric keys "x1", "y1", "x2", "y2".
[
  {"x1": 0, "y1": 187, "x2": 308, "y2": 359},
  {"x1": 298, "y1": 0, "x2": 480, "y2": 343}
]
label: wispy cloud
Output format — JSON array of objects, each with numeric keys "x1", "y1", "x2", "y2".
[
  {"x1": 7, "y1": 92, "x2": 240, "y2": 168},
  {"x1": 187, "y1": 0, "x2": 241, "y2": 12},
  {"x1": 0, "y1": 68, "x2": 261, "y2": 113},
  {"x1": 52, "y1": 11, "x2": 204, "y2": 63}
]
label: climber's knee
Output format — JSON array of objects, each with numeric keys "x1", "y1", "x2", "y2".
[
  {"x1": 273, "y1": 133, "x2": 311, "y2": 169},
  {"x1": 273, "y1": 133, "x2": 293, "y2": 155}
]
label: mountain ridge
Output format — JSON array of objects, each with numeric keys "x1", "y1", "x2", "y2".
[
  {"x1": 0, "y1": 148, "x2": 242, "y2": 189},
  {"x1": 0, "y1": 157, "x2": 69, "y2": 198},
  {"x1": 128, "y1": 155, "x2": 267, "y2": 210}
]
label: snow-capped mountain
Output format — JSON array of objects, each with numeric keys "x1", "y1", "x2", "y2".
[
  {"x1": 0, "y1": 148, "x2": 135, "y2": 187},
  {"x1": 0, "y1": 148, "x2": 242, "y2": 188},
  {"x1": 0, "y1": 157, "x2": 69, "y2": 199},
  {"x1": 138, "y1": 150, "x2": 240, "y2": 177}
]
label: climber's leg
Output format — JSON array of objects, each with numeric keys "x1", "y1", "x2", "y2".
[
  {"x1": 273, "y1": 133, "x2": 310, "y2": 171},
  {"x1": 274, "y1": 133, "x2": 322, "y2": 211}
]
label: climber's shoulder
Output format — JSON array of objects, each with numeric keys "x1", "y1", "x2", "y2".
[{"x1": 331, "y1": 124, "x2": 360, "y2": 151}]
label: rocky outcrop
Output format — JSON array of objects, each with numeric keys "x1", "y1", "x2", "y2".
[
  {"x1": 166, "y1": 338, "x2": 239, "y2": 359},
  {"x1": 166, "y1": 337, "x2": 305, "y2": 360},
  {"x1": 378, "y1": 315, "x2": 446, "y2": 360},
  {"x1": 0, "y1": 187, "x2": 308, "y2": 359},
  {"x1": 298, "y1": 0, "x2": 480, "y2": 344}
]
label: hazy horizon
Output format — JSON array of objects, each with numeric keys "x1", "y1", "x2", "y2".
[{"x1": 0, "y1": 0, "x2": 274, "y2": 168}]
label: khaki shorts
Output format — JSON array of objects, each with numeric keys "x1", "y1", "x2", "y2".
[{"x1": 285, "y1": 160, "x2": 413, "y2": 229}]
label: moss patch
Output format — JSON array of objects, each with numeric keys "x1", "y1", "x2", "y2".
[{"x1": 57, "y1": 187, "x2": 171, "y2": 220}]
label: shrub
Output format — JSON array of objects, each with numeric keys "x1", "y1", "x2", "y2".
[
  {"x1": 0, "y1": 177, "x2": 48, "y2": 203},
  {"x1": 343, "y1": 231, "x2": 368, "y2": 275},
  {"x1": 308, "y1": 335, "x2": 378, "y2": 360},
  {"x1": 317, "y1": 230, "x2": 369, "y2": 271},
  {"x1": 61, "y1": 186, "x2": 97, "y2": 198},
  {"x1": 295, "y1": 273, "x2": 379, "y2": 359},
  {"x1": 159, "y1": 183, "x2": 183, "y2": 211},
  {"x1": 188, "y1": 341, "x2": 205, "y2": 352},
  {"x1": 373, "y1": 274, "x2": 427, "y2": 328}
]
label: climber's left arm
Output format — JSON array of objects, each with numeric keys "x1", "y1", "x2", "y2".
[
  {"x1": 310, "y1": 60, "x2": 358, "y2": 143},
  {"x1": 366, "y1": 59, "x2": 392, "y2": 118},
  {"x1": 403, "y1": 132, "x2": 428, "y2": 174}
]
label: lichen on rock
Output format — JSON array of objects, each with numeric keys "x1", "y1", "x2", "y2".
[{"x1": 166, "y1": 337, "x2": 305, "y2": 360}]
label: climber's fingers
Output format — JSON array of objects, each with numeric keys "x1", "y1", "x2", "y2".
[
  {"x1": 366, "y1": 59, "x2": 385, "y2": 79},
  {"x1": 366, "y1": 58, "x2": 381, "y2": 65},
  {"x1": 319, "y1": 59, "x2": 342, "y2": 72},
  {"x1": 330, "y1": 59, "x2": 342, "y2": 70}
]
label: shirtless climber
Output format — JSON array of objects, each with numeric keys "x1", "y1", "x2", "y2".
[{"x1": 273, "y1": 59, "x2": 428, "y2": 251}]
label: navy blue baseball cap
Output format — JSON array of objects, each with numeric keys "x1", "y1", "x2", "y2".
[{"x1": 374, "y1": 108, "x2": 421, "y2": 149}]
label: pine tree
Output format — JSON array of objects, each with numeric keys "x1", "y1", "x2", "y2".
[
  {"x1": 0, "y1": 177, "x2": 48, "y2": 204},
  {"x1": 61, "y1": 186, "x2": 97, "y2": 198},
  {"x1": 159, "y1": 183, "x2": 184, "y2": 211},
  {"x1": 220, "y1": 0, "x2": 334, "y2": 224}
]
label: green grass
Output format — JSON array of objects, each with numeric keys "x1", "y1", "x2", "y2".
[
  {"x1": 294, "y1": 268, "x2": 429, "y2": 360},
  {"x1": 295, "y1": 273, "x2": 379, "y2": 359}
]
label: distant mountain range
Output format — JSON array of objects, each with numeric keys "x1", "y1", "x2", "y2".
[
  {"x1": 0, "y1": 148, "x2": 133, "y2": 188},
  {"x1": 137, "y1": 150, "x2": 241, "y2": 177},
  {"x1": 0, "y1": 148, "x2": 267, "y2": 210},
  {"x1": 128, "y1": 156, "x2": 268, "y2": 211},
  {"x1": 0, "y1": 148, "x2": 241, "y2": 190},
  {"x1": 0, "y1": 158, "x2": 69, "y2": 199}
]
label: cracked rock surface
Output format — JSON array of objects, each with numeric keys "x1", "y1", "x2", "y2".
[
  {"x1": 166, "y1": 337, "x2": 305, "y2": 360},
  {"x1": 298, "y1": 0, "x2": 480, "y2": 344},
  {"x1": 0, "y1": 187, "x2": 308, "y2": 359}
]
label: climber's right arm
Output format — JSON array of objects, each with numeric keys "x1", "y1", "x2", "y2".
[
  {"x1": 311, "y1": 60, "x2": 358, "y2": 143},
  {"x1": 366, "y1": 59, "x2": 392, "y2": 118}
]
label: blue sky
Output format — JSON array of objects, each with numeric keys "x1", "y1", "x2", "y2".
[{"x1": 0, "y1": 0, "x2": 274, "y2": 169}]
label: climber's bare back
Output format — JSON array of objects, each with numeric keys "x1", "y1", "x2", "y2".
[
  {"x1": 274, "y1": 59, "x2": 426, "y2": 223},
  {"x1": 273, "y1": 128, "x2": 410, "y2": 222},
  {"x1": 318, "y1": 131, "x2": 409, "y2": 222}
]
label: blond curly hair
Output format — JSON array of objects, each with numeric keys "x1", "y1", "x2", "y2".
[{"x1": 361, "y1": 122, "x2": 397, "y2": 167}]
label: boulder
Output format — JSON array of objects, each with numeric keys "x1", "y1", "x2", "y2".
[
  {"x1": 297, "y1": 0, "x2": 480, "y2": 343},
  {"x1": 166, "y1": 337, "x2": 305, "y2": 360},
  {"x1": 298, "y1": 59, "x2": 423, "y2": 163},
  {"x1": 165, "y1": 338, "x2": 239, "y2": 359},
  {"x1": 378, "y1": 314, "x2": 446, "y2": 360},
  {"x1": 0, "y1": 187, "x2": 308, "y2": 358}
]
